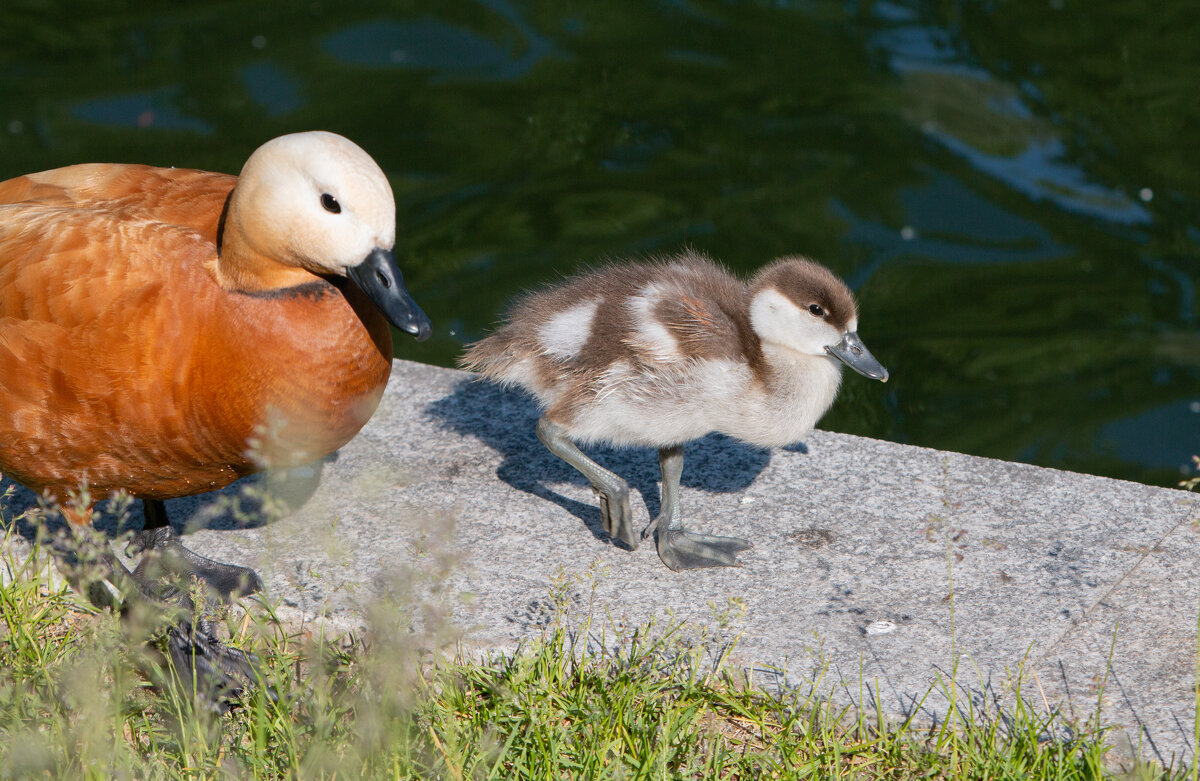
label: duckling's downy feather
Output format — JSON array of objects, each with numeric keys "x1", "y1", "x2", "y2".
[{"x1": 463, "y1": 251, "x2": 858, "y2": 449}]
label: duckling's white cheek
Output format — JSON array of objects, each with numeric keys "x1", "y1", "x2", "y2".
[
  {"x1": 794, "y1": 317, "x2": 841, "y2": 354},
  {"x1": 539, "y1": 300, "x2": 600, "y2": 358},
  {"x1": 776, "y1": 318, "x2": 841, "y2": 358},
  {"x1": 749, "y1": 290, "x2": 781, "y2": 342},
  {"x1": 751, "y1": 288, "x2": 825, "y2": 355}
]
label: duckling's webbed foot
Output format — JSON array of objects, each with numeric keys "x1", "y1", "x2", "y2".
[
  {"x1": 655, "y1": 527, "x2": 753, "y2": 570},
  {"x1": 536, "y1": 417, "x2": 637, "y2": 549},
  {"x1": 133, "y1": 499, "x2": 263, "y2": 600},
  {"x1": 645, "y1": 444, "x2": 752, "y2": 571}
]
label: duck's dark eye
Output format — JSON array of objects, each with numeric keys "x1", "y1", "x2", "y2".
[
  {"x1": 808, "y1": 303, "x2": 826, "y2": 317},
  {"x1": 321, "y1": 193, "x2": 341, "y2": 214}
]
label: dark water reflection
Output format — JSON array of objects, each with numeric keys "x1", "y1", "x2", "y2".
[{"x1": 0, "y1": 0, "x2": 1196, "y2": 487}]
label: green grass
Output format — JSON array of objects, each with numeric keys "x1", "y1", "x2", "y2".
[
  {"x1": 5, "y1": 470, "x2": 1200, "y2": 780},
  {"x1": 0, "y1": 533, "x2": 1150, "y2": 780}
]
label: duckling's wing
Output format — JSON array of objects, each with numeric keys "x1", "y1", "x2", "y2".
[{"x1": 648, "y1": 289, "x2": 756, "y2": 366}]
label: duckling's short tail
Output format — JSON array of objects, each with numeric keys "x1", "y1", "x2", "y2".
[{"x1": 459, "y1": 331, "x2": 520, "y2": 383}]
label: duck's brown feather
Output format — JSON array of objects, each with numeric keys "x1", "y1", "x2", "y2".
[{"x1": 0, "y1": 165, "x2": 391, "y2": 506}]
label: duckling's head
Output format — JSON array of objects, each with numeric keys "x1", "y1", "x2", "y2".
[
  {"x1": 227, "y1": 131, "x2": 431, "y2": 340},
  {"x1": 749, "y1": 257, "x2": 888, "y2": 381}
]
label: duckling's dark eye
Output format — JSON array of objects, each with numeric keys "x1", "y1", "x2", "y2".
[
  {"x1": 808, "y1": 304, "x2": 826, "y2": 318},
  {"x1": 320, "y1": 193, "x2": 341, "y2": 214}
]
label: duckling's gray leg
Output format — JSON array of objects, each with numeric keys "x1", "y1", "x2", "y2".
[
  {"x1": 642, "y1": 444, "x2": 685, "y2": 539},
  {"x1": 536, "y1": 417, "x2": 637, "y2": 549},
  {"x1": 643, "y1": 445, "x2": 752, "y2": 571}
]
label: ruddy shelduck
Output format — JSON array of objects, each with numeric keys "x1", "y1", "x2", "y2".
[
  {"x1": 0, "y1": 130, "x2": 431, "y2": 700},
  {"x1": 463, "y1": 252, "x2": 886, "y2": 571}
]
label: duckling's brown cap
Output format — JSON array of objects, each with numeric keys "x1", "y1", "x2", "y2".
[{"x1": 750, "y1": 256, "x2": 858, "y2": 332}]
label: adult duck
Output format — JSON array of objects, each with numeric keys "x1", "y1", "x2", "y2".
[{"x1": 0, "y1": 130, "x2": 431, "y2": 700}]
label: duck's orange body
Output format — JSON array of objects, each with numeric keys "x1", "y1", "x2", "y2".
[
  {"x1": 0, "y1": 133, "x2": 429, "y2": 704},
  {"x1": 0, "y1": 155, "x2": 402, "y2": 509}
]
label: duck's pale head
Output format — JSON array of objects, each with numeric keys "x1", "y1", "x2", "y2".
[
  {"x1": 228, "y1": 130, "x2": 431, "y2": 340},
  {"x1": 749, "y1": 256, "x2": 888, "y2": 381}
]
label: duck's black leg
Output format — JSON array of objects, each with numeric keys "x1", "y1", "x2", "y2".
[
  {"x1": 48, "y1": 509, "x2": 264, "y2": 713},
  {"x1": 133, "y1": 499, "x2": 263, "y2": 599},
  {"x1": 129, "y1": 499, "x2": 265, "y2": 711},
  {"x1": 536, "y1": 417, "x2": 637, "y2": 549},
  {"x1": 642, "y1": 445, "x2": 752, "y2": 571}
]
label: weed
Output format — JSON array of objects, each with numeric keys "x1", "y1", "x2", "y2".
[{"x1": 0, "y1": 474, "x2": 1167, "y2": 779}]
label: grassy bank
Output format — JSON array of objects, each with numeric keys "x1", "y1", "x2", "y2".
[{"x1": 0, "y1": 528, "x2": 1152, "y2": 780}]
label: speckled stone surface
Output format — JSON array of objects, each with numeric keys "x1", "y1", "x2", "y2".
[{"x1": 3, "y1": 359, "x2": 1198, "y2": 766}]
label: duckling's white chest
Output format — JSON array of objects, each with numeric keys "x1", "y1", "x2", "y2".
[
  {"x1": 563, "y1": 351, "x2": 843, "y2": 449},
  {"x1": 741, "y1": 352, "x2": 844, "y2": 447}
]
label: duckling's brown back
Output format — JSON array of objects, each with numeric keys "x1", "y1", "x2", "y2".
[{"x1": 461, "y1": 252, "x2": 765, "y2": 408}]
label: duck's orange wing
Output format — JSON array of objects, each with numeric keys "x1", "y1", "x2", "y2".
[
  {"x1": 0, "y1": 164, "x2": 235, "y2": 241},
  {"x1": 0, "y1": 167, "x2": 237, "y2": 497}
]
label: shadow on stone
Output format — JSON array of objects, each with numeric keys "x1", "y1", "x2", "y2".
[
  {"x1": 425, "y1": 377, "x2": 777, "y2": 546},
  {"x1": 0, "y1": 454, "x2": 332, "y2": 543}
]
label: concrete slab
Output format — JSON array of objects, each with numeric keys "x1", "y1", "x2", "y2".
[{"x1": 2, "y1": 359, "x2": 1198, "y2": 766}]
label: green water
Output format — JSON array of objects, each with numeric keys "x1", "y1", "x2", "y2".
[{"x1": 1, "y1": 0, "x2": 1197, "y2": 487}]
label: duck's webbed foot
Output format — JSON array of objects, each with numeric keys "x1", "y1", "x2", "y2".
[
  {"x1": 162, "y1": 616, "x2": 265, "y2": 713},
  {"x1": 131, "y1": 525, "x2": 263, "y2": 601},
  {"x1": 592, "y1": 479, "x2": 633, "y2": 549},
  {"x1": 52, "y1": 513, "x2": 268, "y2": 712},
  {"x1": 654, "y1": 526, "x2": 753, "y2": 571},
  {"x1": 536, "y1": 417, "x2": 637, "y2": 549},
  {"x1": 125, "y1": 500, "x2": 268, "y2": 710}
]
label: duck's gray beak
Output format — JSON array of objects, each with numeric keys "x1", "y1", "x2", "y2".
[
  {"x1": 348, "y1": 248, "x2": 432, "y2": 341},
  {"x1": 826, "y1": 332, "x2": 889, "y2": 382}
]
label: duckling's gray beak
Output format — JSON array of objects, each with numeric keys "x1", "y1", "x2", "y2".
[
  {"x1": 348, "y1": 248, "x2": 433, "y2": 341},
  {"x1": 826, "y1": 332, "x2": 889, "y2": 382}
]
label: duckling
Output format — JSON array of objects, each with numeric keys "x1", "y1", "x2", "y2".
[
  {"x1": 0, "y1": 131, "x2": 431, "y2": 701},
  {"x1": 463, "y1": 252, "x2": 887, "y2": 571}
]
